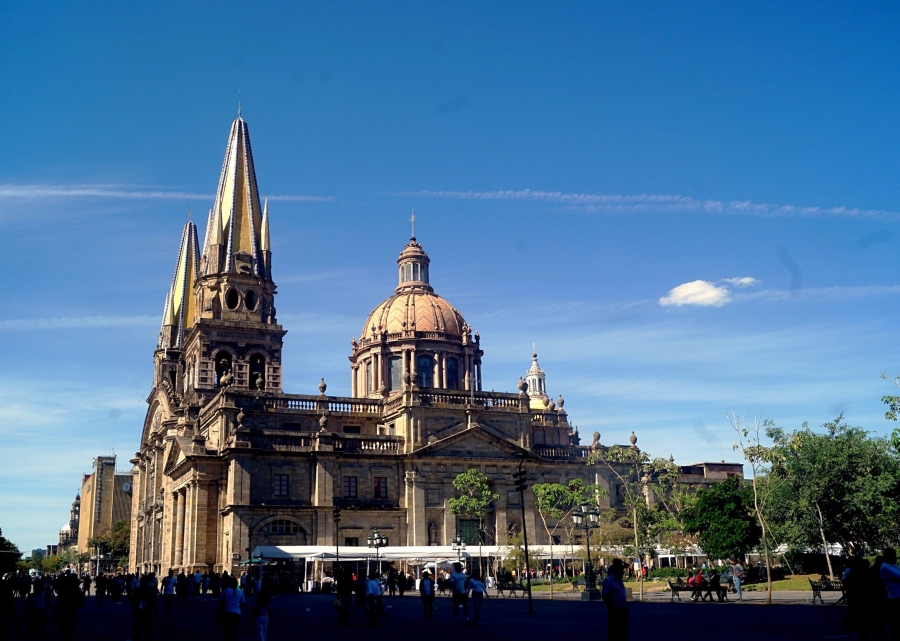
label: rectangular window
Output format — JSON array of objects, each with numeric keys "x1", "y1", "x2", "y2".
[
  {"x1": 343, "y1": 476, "x2": 358, "y2": 499},
  {"x1": 417, "y1": 355, "x2": 434, "y2": 388},
  {"x1": 342, "y1": 425, "x2": 361, "y2": 434},
  {"x1": 344, "y1": 537, "x2": 359, "y2": 547},
  {"x1": 388, "y1": 357, "x2": 403, "y2": 391},
  {"x1": 459, "y1": 519, "x2": 480, "y2": 545},
  {"x1": 366, "y1": 360, "x2": 373, "y2": 393},
  {"x1": 374, "y1": 476, "x2": 388, "y2": 499},
  {"x1": 446, "y1": 358, "x2": 459, "y2": 390},
  {"x1": 273, "y1": 474, "x2": 289, "y2": 498}
]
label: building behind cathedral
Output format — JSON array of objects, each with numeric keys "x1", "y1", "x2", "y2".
[{"x1": 128, "y1": 115, "x2": 742, "y2": 575}]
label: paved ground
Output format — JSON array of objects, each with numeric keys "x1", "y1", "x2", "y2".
[{"x1": 9, "y1": 591, "x2": 852, "y2": 641}]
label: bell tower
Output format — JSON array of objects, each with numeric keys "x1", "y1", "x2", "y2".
[{"x1": 182, "y1": 115, "x2": 284, "y2": 397}]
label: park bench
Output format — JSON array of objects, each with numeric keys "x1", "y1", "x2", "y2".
[
  {"x1": 495, "y1": 578, "x2": 528, "y2": 598},
  {"x1": 809, "y1": 577, "x2": 845, "y2": 605},
  {"x1": 667, "y1": 577, "x2": 730, "y2": 602},
  {"x1": 667, "y1": 579, "x2": 691, "y2": 602}
]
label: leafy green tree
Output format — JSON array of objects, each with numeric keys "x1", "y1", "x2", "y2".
[
  {"x1": 681, "y1": 476, "x2": 760, "y2": 560},
  {"x1": 88, "y1": 520, "x2": 131, "y2": 568},
  {"x1": 587, "y1": 441, "x2": 671, "y2": 601},
  {"x1": 768, "y1": 416, "x2": 900, "y2": 562},
  {"x1": 533, "y1": 479, "x2": 607, "y2": 598},
  {"x1": 449, "y1": 470, "x2": 499, "y2": 571},
  {"x1": 0, "y1": 529, "x2": 21, "y2": 576},
  {"x1": 502, "y1": 531, "x2": 526, "y2": 574}
]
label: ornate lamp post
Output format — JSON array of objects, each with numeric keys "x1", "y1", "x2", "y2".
[
  {"x1": 367, "y1": 528, "x2": 387, "y2": 574},
  {"x1": 573, "y1": 501, "x2": 601, "y2": 601},
  {"x1": 451, "y1": 532, "x2": 467, "y2": 563}
]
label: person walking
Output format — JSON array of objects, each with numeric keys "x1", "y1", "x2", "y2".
[
  {"x1": 218, "y1": 575, "x2": 244, "y2": 641},
  {"x1": 419, "y1": 570, "x2": 435, "y2": 620},
  {"x1": 466, "y1": 570, "x2": 488, "y2": 625},
  {"x1": 160, "y1": 570, "x2": 176, "y2": 619},
  {"x1": 251, "y1": 581, "x2": 272, "y2": 641},
  {"x1": 601, "y1": 559, "x2": 629, "y2": 641},
  {"x1": 130, "y1": 574, "x2": 157, "y2": 641},
  {"x1": 880, "y1": 548, "x2": 900, "y2": 639},
  {"x1": 730, "y1": 559, "x2": 744, "y2": 602},
  {"x1": 869, "y1": 555, "x2": 888, "y2": 640},
  {"x1": 336, "y1": 566, "x2": 353, "y2": 625},
  {"x1": 365, "y1": 573, "x2": 385, "y2": 628},
  {"x1": 22, "y1": 579, "x2": 48, "y2": 641},
  {"x1": 53, "y1": 572, "x2": 83, "y2": 641},
  {"x1": 449, "y1": 563, "x2": 469, "y2": 623}
]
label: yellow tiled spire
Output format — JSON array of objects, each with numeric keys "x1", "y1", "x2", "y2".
[
  {"x1": 202, "y1": 116, "x2": 265, "y2": 277},
  {"x1": 158, "y1": 220, "x2": 200, "y2": 349}
]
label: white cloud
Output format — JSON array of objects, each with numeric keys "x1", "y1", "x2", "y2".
[
  {"x1": 392, "y1": 189, "x2": 898, "y2": 220},
  {"x1": 660, "y1": 280, "x2": 731, "y2": 307},
  {"x1": 724, "y1": 277, "x2": 760, "y2": 288}
]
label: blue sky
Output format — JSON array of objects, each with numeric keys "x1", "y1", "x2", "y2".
[{"x1": 2, "y1": 1, "x2": 900, "y2": 553}]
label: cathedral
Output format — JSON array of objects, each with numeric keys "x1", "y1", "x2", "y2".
[{"x1": 129, "y1": 115, "x2": 741, "y2": 575}]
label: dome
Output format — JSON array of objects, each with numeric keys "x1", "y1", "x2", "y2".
[
  {"x1": 361, "y1": 289, "x2": 466, "y2": 340},
  {"x1": 359, "y1": 237, "x2": 468, "y2": 341}
]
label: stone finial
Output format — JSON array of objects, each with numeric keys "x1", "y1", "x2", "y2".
[
  {"x1": 542, "y1": 395, "x2": 550, "y2": 408},
  {"x1": 548, "y1": 400, "x2": 556, "y2": 410},
  {"x1": 318, "y1": 378, "x2": 327, "y2": 394},
  {"x1": 403, "y1": 370, "x2": 411, "y2": 387},
  {"x1": 669, "y1": 454, "x2": 675, "y2": 464},
  {"x1": 255, "y1": 377, "x2": 265, "y2": 391},
  {"x1": 557, "y1": 394, "x2": 564, "y2": 409},
  {"x1": 351, "y1": 336, "x2": 358, "y2": 350},
  {"x1": 591, "y1": 431, "x2": 600, "y2": 448},
  {"x1": 236, "y1": 409, "x2": 246, "y2": 428},
  {"x1": 517, "y1": 377, "x2": 528, "y2": 394},
  {"x1": 630, "y1": 431, "x2": 638, "y2": 448},
  {"x1": 474, "y1": 330, "x2": 480, "y2": 343},
  {"x1": 319, "y1": 415, "x2": 328, "y2": 431}
]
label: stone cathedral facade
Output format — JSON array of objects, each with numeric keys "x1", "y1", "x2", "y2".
[{"x1": 129, "y1": 115, "x2": 740, "y2": 575}]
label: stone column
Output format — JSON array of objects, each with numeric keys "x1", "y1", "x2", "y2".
[
  {"x1": 174, "y1": 490, "x2": 186, "y2": 567},
  {"x1": 433, "y1": 356, "x2": 440, "y2": 389},
  {"x1": 441, "y1": 353, "x2": 447, "y2": 390},
  {"x1": 351, "y1": 365, "x2": 358, "y2": 397},
  {"x1": 476, "y1": 362, "x2": 482, "y2": 391}
]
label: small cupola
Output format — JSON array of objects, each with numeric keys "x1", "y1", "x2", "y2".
[{"x1": 396, "y1": 237, "x2": 433, "y2": 292}]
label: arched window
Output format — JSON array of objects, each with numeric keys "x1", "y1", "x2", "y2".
[
  {"x1": 417, "y1": 355, "x2": 434, "y2": 388},
  {"x1": 249, "y1": 354, "x2": 266, "y2": 390},
  {"x1": 263, "y1": 519, "x2": 302, "y2": 535},
  {"x1": 388, "y1": 356, "x2": 403, "y2": 391},
  {"x1": 446, "y1": 358, "x2": 459, "y2": 390},
  {"x1": 365, "y1": 359, "x2": 374, "y2": 393},
  {"x1": 215, "y1": 351, "x2": 232, "y2": 387}
]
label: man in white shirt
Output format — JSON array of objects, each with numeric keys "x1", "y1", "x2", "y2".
[
  {"x1": 365, "y1": 573, "x2": 384, "y2": 628},
  {"x1": 160, "y1": 570, "x2": 177, "y2": 619},
  {"x1": 449, "y1": 563, "x2": 469, "y2": 622},
  {"x1": 881, "y1": 548, "x2": 900, "y2": 638}
]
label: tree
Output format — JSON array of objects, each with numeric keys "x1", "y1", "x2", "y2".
[
  {"x1": 587, "y1": 441, "x2": 669, "y2": 601},
  {"x1": 88, "y1": 520, "x2": 131, "y2": 569},
  {"x1": 0, "y1": 529, "x2": 21, "y2": 576},
  {"x1": 768, "y1": 416, "x2": 900, "y2": 561},
  {"x1": 533, "y1": 479, "x2": 607, "y2": 598},
  {"x1": 449, "y1": 470, "x2": 499, "y2": 573},
  {"x1": 502, "y1": 531, "x2": 526, "y2": 574},
  {"x1": 681, "y1": 476, "x2": 761, "y2": 561},
  {"x1": 728, "y1": 411, "x2": 782, "y2": 604}
]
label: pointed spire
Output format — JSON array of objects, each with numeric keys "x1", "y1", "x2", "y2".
[
  {"x1": 159, "y1": 220, "x2": 200, "y2": 349},
  {"x1": 260, "y1": 198, "x2": 271, "y2": 277},
  {"x1": 202, "y1": 116, "x2": 265, "y2": 278}
]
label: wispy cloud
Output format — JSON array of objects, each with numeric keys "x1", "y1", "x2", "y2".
[
  {"x1": 0, "y1": 315, "x2": 158, "y2": 331},
  {"x1": 392, "y1": 189, "x2": 898, "y2": 219},
  {"x1": 0, "y1": 184, "x2": 334, "y2": 202}
]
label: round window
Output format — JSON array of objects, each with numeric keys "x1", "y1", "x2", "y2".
[
  {"x1": 245, "y1": 289, "x2": 258, "y2": 311},
  {"x1": 225, "y1": 288, "x2": 240, "y2": 310}
]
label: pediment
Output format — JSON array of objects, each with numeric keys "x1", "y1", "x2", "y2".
[
  {"x1": 416, "y1": 421, "x2": 531, "y2": 459},
  {"x1": 163, "y1": 435, "x2": 208, "y2": 475}
]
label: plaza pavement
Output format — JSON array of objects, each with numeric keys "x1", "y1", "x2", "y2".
[{"x1": 18, "y1": 590, "x2": 850, "y2": 641}]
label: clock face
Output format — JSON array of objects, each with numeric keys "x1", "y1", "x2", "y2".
[{"x1": 123, "y1": 483, "x2": 132, "y2": 493}]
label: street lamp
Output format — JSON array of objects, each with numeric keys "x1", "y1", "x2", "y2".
[
  {"x1": 572, "y1": 501, "x2": 601, "y2": 601},
  {"x1": 451, "y1": 532, "x2": 467, "y2": 563},
  {"x1": 367, "y1": 528, "x2": 387, "y2": 574}
]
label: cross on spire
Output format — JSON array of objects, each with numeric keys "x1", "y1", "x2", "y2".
[
  {"x1": 238, "y1": 90, "x2": 242, "y2": 117},
  {"x1": 410, "y1": 209, "x2": 416, "y2": 239}
]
